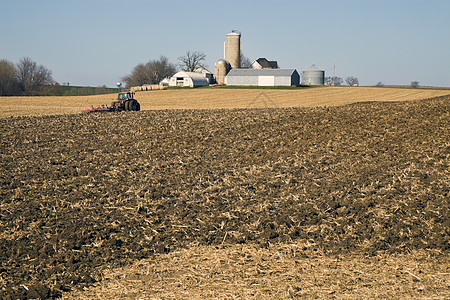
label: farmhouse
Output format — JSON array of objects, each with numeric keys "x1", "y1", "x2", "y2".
[
  {"x1": 169, "y1": 71, "x2": 210, "y2": 88},
  {"x1": 250, "y1": 58, "x2": 278, "y2": 69},
  {"x1": 224, "y1": 69, "x2": 300, "y2": 86}
]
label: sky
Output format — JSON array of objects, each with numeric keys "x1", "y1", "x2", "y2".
[{"x1": 1, "y1": 0, "x2": 449, "y2": 87}]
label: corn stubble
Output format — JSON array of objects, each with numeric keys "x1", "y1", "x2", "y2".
[{"x1": 0, "y1": 96, "x2": 449, "y2": 298}]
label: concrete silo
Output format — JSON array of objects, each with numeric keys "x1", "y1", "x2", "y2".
[
  {"x1": 302, "y1": 64, "x2": 325, "y2": 85},
  {"x1": 214, "y1": 59, "x2": 231, "y2": 84},
  {"x1": 224, "y1": 31, "x2": 241, "y2": 69}
]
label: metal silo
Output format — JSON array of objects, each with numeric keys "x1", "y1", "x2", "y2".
[
  {"x1": 302, "y1": 64, "x2": 325, "y2": 85},
  {"x1": 224, "y1": 31, "x2": 241, "y2": 69},
  {"x1": 214, "y1": 59, "x2": 231, "y2": 84}
]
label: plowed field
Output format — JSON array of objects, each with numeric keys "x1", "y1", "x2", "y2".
[{"x1": 1, "y1": 94, "x2": 449, "y2": 299}]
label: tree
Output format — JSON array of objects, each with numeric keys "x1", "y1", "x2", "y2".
[
  {"x1": 0, "y1": 59, "x2": 20, "y2": 96},
  {"x1": 325, "y1": 76, "x2": 343, "y2": 86},
  {"x1": 410, "y1": 81, "x2": 419, "y2": 88},
  {"x1": 151, "y1": 56, "x2": 177, "y2": 83},
  {"x1": 178, "y1": 51, "x2": 206, "y2": 72},
  {"x1": 375, "y1": 81, "x2": 384, "y2": 87},
  {"x1": 240, "y1": 52, "x2": 251, "y2": 68},
  {"x1": 345, "y1": 76, "x2": 359, "y2": 86},
  {"x1": 16, "y1": 57, "x2": 54, "y2": 95},
  {"x1": 122, "y1": 56, "x2": 176, "y2": 88}
]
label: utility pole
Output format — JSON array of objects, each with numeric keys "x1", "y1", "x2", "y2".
[{"x1": 332, "y1": 64, "x2": 336, "y2": 86}]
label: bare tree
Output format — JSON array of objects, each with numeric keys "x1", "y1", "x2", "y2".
[
  {"x1": 0, "y1": 59, "x2": 20, "y2": 96},
  {"x1": 325, "y1": 76, "x2": 343, "y2": 86},
  {"x1": 178, "y1": 51, "x2": 206, "y2": 72},
  {"x1": 151, "y1": 56, "x2": 177, "y2": 83},
  {"x1": 375, "y1": 81, "x2": 384, "y2": 87},
  {"x1": 334, "y1": 77, "x2": 343, "y2": 86},
  {"x1": 345, "y1": 76, "x2": 359, "y2": 86},
  {"x1": 122, "y1": 56, "x2": 176, "y2": 88},
  {"x1": 410, "y1": 81, "x2": 420, "y2": 88},
  {"x1": 240, "y1": 52, "x2": 251, "y2": 68},
  {"x1": 16, "y1": 57, "x2": 54, "y2": 95}
]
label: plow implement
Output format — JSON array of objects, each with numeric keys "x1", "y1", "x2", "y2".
[{"x1": 81, "y1": 105, "x2": 115, "y2": 113}]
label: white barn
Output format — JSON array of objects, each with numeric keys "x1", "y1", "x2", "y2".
[
  {"x1": 224, "y1": 69, "x2": 300, "y2": 86},
  {"x1": 169, "y1": 71, "x2": 209, "y2": 88}
]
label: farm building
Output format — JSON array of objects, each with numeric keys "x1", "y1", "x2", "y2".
[
  {"x1": 159, "y1": 78, "x2": 170, "y2": 86},
  {"x1": 301, "y1": 64, "x2": 325, "y2": 85},
  {"x1": 214, "y1": 59, "x2": 232, "y2": 84},
  {"x1": 224, "y1": 69, "x2": 300, "y2": 86},
  {"x1": 169, "y1": 71, "x2": 210, "y2": 88},
  {"x1": 224, "y1": 31, "x2": 241, "y2": 69},
  {"x1": 193, "y1": 65, "x2": 214, "y2": 84},
  {"x1": 250, "y1": 58, "x2": 278, "y2": 69}
]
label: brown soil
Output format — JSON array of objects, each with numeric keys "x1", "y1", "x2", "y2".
[{"x1": 1, "y1": 96, "x2": 449, "y2": 298}]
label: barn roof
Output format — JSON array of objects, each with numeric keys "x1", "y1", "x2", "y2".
[
  {"x1": 252, "y1": 58, "x2": 278, "y2": 69},
  {"x1": 172, "y1": 71, "x2": 208, "y2": 80},
  {"x1": 226, "y1": 69, "x2": 298, "y2": 77}
]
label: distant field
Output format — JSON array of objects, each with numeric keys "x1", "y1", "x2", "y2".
[{"x1": 1, "y1": 86, "x2": 450, "y2": 117}]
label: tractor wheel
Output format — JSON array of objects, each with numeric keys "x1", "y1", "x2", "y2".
[
  {"x1": 125, "y1": 100, "x2": 131, "y2": 111},
  {"x1": 129, "y1": 100, "x2": 138, "y2": 111},
  {"x1": 135, "y1": 101, "x2": 140, "y2": 111},
  {"x1": 110, "y1": 101, "x2": 117, "y2": 111}
]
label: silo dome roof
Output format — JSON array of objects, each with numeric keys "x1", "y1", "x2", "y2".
[
  {"x1": 306, "y1": 64, "x2": 324, "y2": 71},
  {"x1": 215, "y1": 59, "x2": 231, "y2": 66}
]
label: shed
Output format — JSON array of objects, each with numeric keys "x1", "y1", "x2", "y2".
[
  {"x1": 169, "y1": 71, "x2": 210, "y2": 88},
  {"x1": 224, "y1": 69, "x2": 300, "y2": 86},
  {"x1": 159, "y1": 78, "x2": 170, "y2": 86}
]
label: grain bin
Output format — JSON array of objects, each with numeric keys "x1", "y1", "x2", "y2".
[
  {"x1": 214, "y1": 59, "x2": 231, "y2": 84},
  {"x1": 302, "y1": 64, "x2": 325, "y2": 85},
  {"x1": 224, "y1": 32, "x2": 241, "y2": 69}
]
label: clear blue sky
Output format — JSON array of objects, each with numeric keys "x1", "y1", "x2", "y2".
[{"x1": 2, "y1": 0, "x2": 449, "y2": 87}]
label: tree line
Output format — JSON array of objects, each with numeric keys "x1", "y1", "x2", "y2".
[
  {"x1": 121, "y1": 51, "x2": 208, "y2": 88},
  {"x1": 1, "y1": 54, "x2": 422, "y2": 93},
  {"x1": 0, "y1": 57, "x2": 54, "y2": 96}
]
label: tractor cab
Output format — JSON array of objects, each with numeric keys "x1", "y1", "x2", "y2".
[{"x1": 117, "y1": 91, "x2": 135, "y2": 102}]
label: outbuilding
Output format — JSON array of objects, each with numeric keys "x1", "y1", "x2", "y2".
[
  {"x1": 169, "y1": 71, "x2": 210, "y2": 88},
  {"x1": 224, "y1": 69, "x2": 300, "y2": 86},
  {"x1": 301, "y1": 64, "x2": 325, "y2": 85}
]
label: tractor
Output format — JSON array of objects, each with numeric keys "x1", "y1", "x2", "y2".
[
  {"x1": 82, "y1": 91, "x2": 141, "y2": 113},
  {"x1": 111, "y1": 91, "x2": 140, "y2": 111}
]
